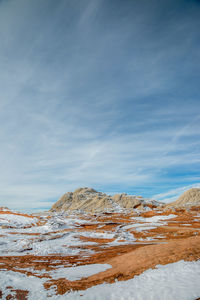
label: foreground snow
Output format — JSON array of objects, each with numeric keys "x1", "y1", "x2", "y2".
[
  {"x1": 49, "y1": 264, "x2": 112, "y2": 280},
  {"x1": 78, "y1": 260, "x2": 200, "y2": 300},
  {"x1": 1, "y1": 209, "x2": 200, "y2": 299},
  {"x1": 0, "y1": 260, "x2": 200, "y2": 299}
]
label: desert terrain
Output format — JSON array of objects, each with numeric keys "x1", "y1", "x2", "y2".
[{"x1": 0, "y1": 188, "x2": 200, "y2": 299}]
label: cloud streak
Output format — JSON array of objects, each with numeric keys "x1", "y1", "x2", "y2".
[{"x1": 0, "y1": 0, "x2": 200, "y2": 210}]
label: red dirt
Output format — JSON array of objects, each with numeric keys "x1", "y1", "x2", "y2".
[
  {"x1": 44, "y1": 235, "x2": 200, "y2": 294},
  {"x1": 5, "y1": 289, "x2": 29, "y2": 300}
]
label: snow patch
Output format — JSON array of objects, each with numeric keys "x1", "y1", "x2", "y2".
[
  {"x1": 50, "y1": 264, "x2": 112, "y2": 280},
  {"x1": 1, "y1": 260, "x2": 200, "y2": 299}
]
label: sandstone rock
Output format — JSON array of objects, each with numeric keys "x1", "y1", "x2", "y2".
[
  {"x1": 166, "y1": 188, "x2": 200, "y2": 208},
  {"x1": 51, "y1": 187, "x2": 162, "y2": 213},
  {"x1": 111, "y1": 193, "x2": 141, "y2": 209}
]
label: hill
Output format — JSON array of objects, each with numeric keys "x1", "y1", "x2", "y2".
[
  {"x1": 50, "y1": 187, "x2": 162, "y2": 213},
  {"x1": 166, "y1": 188, "x2": 200, "y2": 208}
]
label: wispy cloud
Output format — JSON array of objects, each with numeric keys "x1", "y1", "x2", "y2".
[{"x1": 0, "y1": 0, "x2": 200, "y2": 210}]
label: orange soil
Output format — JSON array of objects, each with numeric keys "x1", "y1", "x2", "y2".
[
  {"x1": 44, "y1": 235, "x2": 200, "y2": 294},
  {"x1": 3, "y1": 289, "x2": 29, "y2": 300}
]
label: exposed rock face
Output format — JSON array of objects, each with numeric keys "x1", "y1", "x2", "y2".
[
  {"x1": 167, "y1": 188, "x2": 200, "y2": 207},
  {"x1": 51, "y1": 187, "x2": 162, "y2": 213},
  {"x1": 112, "y1": 194, "x2": 141, "y2": 209},
  {"x1": 51, "y1": 188, "x2": 114, "y2": 213}
]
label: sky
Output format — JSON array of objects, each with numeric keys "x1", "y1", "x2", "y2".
[{"x1": 0, "y1": 0, "x2": 200, "y2": 211}]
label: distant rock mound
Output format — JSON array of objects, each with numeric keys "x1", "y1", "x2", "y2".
[
  {"x1": 167, "y1": 188, "x2": 200, "y2": 207},
  {"x1": 0, "y1": 207, "x2": 10, "y2": 212},
  {"x1": 51, "y1": 187, "x2": 162, "y2": 213},
  {"x1": 51, "y1": 187, "x2": 114, "y2": 213}
]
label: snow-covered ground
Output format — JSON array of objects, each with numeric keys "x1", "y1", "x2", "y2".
[
  {"x1": 1, "y1": 211, "x2": 167, "y2": 256},
  {"x1": 49, "y1": 264, "x2": 112, "y2": 280},
  {"x1": 0, "y1": 211, "x2": 184, "y2": 256},
  {"x1": 65, "y1": 260, "x2": 200, "y2": 300},
  {"x1": 123, "y1": 214, "x2": 177, "y2": 232},
  {"x1": 0, "y1": 213, "x2": 37, "y2": 228},
  {"x1": 0, "y1": 260, "x2": 200, "y2": 299},
  {"x1": 134, "y1": 214, "x2": 177, "y2": 223},
  {"x1": 0, "y1": 209, "x2": 199, "y2": 299}
]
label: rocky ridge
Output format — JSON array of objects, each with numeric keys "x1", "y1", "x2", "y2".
[
  {"x1": 166, "y1": 188, "x2": 200, "y2": 208},
  {"x1": 51, "y1": 187, "x2": 162, "y2": 213}
]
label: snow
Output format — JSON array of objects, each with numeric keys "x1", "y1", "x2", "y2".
[
  {"x1": 0, "y1": 207, "x2": 10, "y2": 212},
  {"x1": 0, "y1": 213, "x2": 37, "y2": 228},
  {"x1": 0, "y1": 212, "x2": 139, "y2": 255},
  {"x1": 12, "y1": 264, "x2": 112, "y2": 280},
  {"x1": 66, "y1": 260, "x2": 200, "y2": 300},
  {"x1": 29, "y1": 232, "x2": 96, "y2": 256},
  {"x1": 80, "y1": 231, "x2": 115, "y2": 239},
  {"x1": 122, "y1": 214, "x2": 177, "y2": 232},
  {"x1": 0, "y1": 230, "x2": 96, "y2": 256},
  {"x1": 1, "y1": 209, "x2": 200, "y2": 299},
  {"x1": 123, "y1": 223, "x2": 158, "y2": 231},
  {"x1": 0, "y1": 271, "x2": 50, "y2": 300},
  {"x1": 123, "y1": 219, "x2": 176, "y2": 232},
  {"x1": 135, "y1": 226, "x2": 157, "y2": 232},
  {"x1": 49, "y1": 264, "x2": 112, "y2": 280},
  {"x1": 1, "y1": 260, "x2": 200, "y2": 299},
  {"x1": 79, "y1": 228, "x2": 136, "y2": 246},
  {"x1": 0, "y1": 213, "x2": 101, "y2": 256},
  {"x1": 134, "y1": 214, "x2": 177, "y2": 223},
  {"x1": 0, "y1": 212, "x2": 178, "y2": 256}
]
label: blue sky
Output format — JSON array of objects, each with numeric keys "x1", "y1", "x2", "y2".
[{"x1": 0, "y1": 0, "x2": 200, "y2": 211}]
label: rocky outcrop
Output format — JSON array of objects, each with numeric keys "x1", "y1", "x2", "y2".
[
  {"x1": 51, "y1": 188, "x2": 114, "y2": 213},
  {"x1": 111, "y1": 193, "x2": 159, "y2": 210},
  {"x1": 166, "y1": 188, "x2": 200, "y2": 208},
  {"x1": 51, "y1": 187, "x2": 162, "y2": 213}
]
